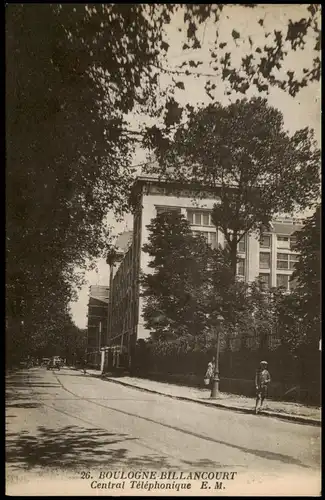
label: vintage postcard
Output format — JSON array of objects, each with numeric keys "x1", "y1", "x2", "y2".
[{"x1": 6, "y1": 3, "x2": 321, "y2": 496}]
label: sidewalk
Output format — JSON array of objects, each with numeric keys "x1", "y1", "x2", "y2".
[{"x1": 82, "y1": 368, "x2": 321, "y2": 426}]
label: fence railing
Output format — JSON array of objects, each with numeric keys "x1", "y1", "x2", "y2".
[{"x1": 225, "y1": 333, "x2": 282, "y2": 352}]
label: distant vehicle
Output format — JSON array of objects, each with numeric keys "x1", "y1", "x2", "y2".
[
  {"x1": 47, "y1": 356, "x2": 62, "y2": 370},
  {"x1": 18, "y1": 360, "x2": 29, "y2": 368},
  {"x1": 41, "y1": 357, "x2": 50, "y2": 367}
]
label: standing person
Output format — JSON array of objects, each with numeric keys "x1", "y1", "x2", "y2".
[
  {"x1": 255, "y1": 361, "x2": 271, "y2": 414},
  {"x1": 82, "y1": 357, "x2": 87, "y2": 375},
  {"x1": 204, "y1": 356, "x2": 215, "y2": 389}
]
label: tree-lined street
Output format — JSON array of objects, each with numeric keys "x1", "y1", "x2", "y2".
[
  {"x1": 6, "y1": 5, "x2": 321, "y2": 496},
  {"x1": 6, "y1": 367, "x2": 321, "y2": 496}
]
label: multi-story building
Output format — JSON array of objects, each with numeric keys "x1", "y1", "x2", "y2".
[
  {"x1": 105, "y1": 175, "x2": 304, "y2": 366},
  {"x1": 86, "y1": 285, "x2": 109, "y2": 367}
]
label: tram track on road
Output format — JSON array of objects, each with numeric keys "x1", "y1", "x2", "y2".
[
  {"x1": 52, "y1": 372, "x2": 240, "y2": 447},
  {"x1": 48, "y1": 372, "x2": 306, "y2": 471},
  {"x1": 26, "y1": 370, "x2": 231, "y2": 468},
  {"x1": 49, "y1": 371, "x2": 246, "y2": 468}
]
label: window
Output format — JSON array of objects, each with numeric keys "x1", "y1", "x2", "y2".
[
  {"x1": 277, "y1": 253, "x2": 298, "y2": 270},
  {"x1": 276, "y1": 274, "x2": 289, "y2": 290},
  {"x1": 289, "y1": 254, "x2": 299, "y2": 270},
  {"x1": 187, "y1": 211, "x2": 194, "y2": 224},
  {"x1": 156, "y1": 206, "x2": 181, "y2": 216},
  {"x1": 277, "y1": 273, "x2": 297, "y2": 292},
  {"x1": 290, "y1": 236, "x2": 297, "y2": 250},
  {"x1": 238, "y1": 236, "x2": 246, "y2": 253},
  {"x1": 277, "y1": 235, "x2": 290, "y2": 249},
  {"x1": 209, "y1": 232, "x2": 217, "y2": 249},
  {"x1": 258, "y1": 274, "x2": 271, "y2": 287},
  {"x1": 192, "y1": 230, "x2": 218, "y2": 249},
  {"x1": 237, "y1": 258, "x2": 245, "y2": 277},
  {"x1": 260, "y1": 252, "x2": 270, "y2": 269},
  {"x1": 203, "y1": 213, "x2": 210, "y2": 226},
  {"x1": 277, "y1": 253, "x2": 288, "y2": 269},
  {"x1": 260, "y1": 235, "x2": 271, "y2": 248},
  {"x1": 194, "y1": 212, "x2": 202, "y2": 225},
  {"x1": 187, "y1": 210, "x2": 213, "y2": 226}
]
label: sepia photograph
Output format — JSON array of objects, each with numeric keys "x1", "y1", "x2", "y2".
[{"x1": 6, "y1": 3, "x2": 321, "y2": 496}]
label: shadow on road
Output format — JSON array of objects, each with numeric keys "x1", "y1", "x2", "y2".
[
  {"x1": 6, "y1": 379, "x2": 61, "y2": 401},
  {"x1": 6, "y1": 369, "x2": 314, "y2": 472},
  {"x1": 7, "y1": 383, "x2": 61, "y2": 388},
  {"x1": 6, "y1": 424, "x2": 219, "y2": 470},
  {"x1": 6, "y1": 402, "x2": 43, "y2": 409},
  {"x1": 53, "y1": 372, "x2": 94, "y2": 378},
  {"x1": 83, "y1": 399, "x2": 312, "y2": 470}
]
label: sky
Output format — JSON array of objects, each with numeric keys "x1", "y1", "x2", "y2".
[{"x1": 69, "y1": 4, "x2": 321, "y2": 329}]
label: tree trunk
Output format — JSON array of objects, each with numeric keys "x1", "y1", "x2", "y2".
[{"x1": 229, "y1": 242, "x2": 237, "y2": 277}]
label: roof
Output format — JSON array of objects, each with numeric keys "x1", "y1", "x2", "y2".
[
  {"x1": 88, "y1": 296, "x2": 109, "y2": 306},
  {"x1": 132, "y1": 175, "x2": 235, "y2": 191},
  {"x1": 89, "y1": 285, "x2": 109, "y2": 301},
  {"x1": 90, "y1": 285, "x2": 109, "y2": 293},
  {"x1": 273, "y1": 222, "x2": 303, "y2": 235},
  {"x1": 130, "y1": 176, "x2": 306, "y2": 228}
]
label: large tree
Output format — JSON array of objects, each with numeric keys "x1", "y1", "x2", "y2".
[
  {"x1": 145, "y1": 97, "x2": 320, "y2": 275},
  {"x1": 6, "y1": 4, "x2": 320, "y2": 358},
  {"x1": 290, "y1": 204, "x2": 321, "y2": 346},
  {"x1": 141, "y1": 212, "x2": 210, "y2": 342},
  {"x1": 271, "y1": 212, "x2": 321, "y2": 391},
  {"x1": 6, "y1": 4, "x2": 171, "y2": 357},
  {"x1": 141, "y1": 212, "x2": 249, "y2": 346},
  {"x1": 291, "y1": 204, "x2": 321, "y2": 309},
  {"x1": 272, "y1": 205, "x2": 321, "y2": 352}
]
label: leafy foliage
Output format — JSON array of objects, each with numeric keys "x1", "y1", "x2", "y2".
[
  {"x1": 141, "y1": 212, "x2": 210, "y2": 342},
  {"x1": 263, "y1": 205, "x2": 321, "y2": 353},
  {"x1": 286, "y1": 205, "x2": 321, "y2": 349},
  {"x1": 164, "y1": 4, "x2": 321, "y2": 100},
  {"x1": 291, "y1": 204, "x2": 321, "y2": 304},
  {"x1": 6, "y1": 302, "x2": 86, "y2": 366},
  {"x1": 252, "y1": 204, "x2": 321, "y2": 354},
  {"x1": 141, "y1": 212, "x2": 249, "y2": 347},
  {"x1": 6, "y1": 4, "x2": 169, "y2": 358},
  {"x1": 145, "y1": 98, "x2": 320, "y2": 274},
  {"x1": 6, "y1": 4, "x2": 320, "y2": 360},
  {"x1": 139, "y1": 211, "x2": 320, "y2": 394}
]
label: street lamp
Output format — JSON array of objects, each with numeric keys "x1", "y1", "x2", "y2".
[{"x1": 210, "y1": 313, "x2": 225, "y2": 399}]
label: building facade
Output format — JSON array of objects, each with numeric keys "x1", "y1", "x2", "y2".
[
  {"x1": 86, "y1": 285, "x2": 109, "y2": 367},
  {"x1": 106, "y1": 176, "x2": 303, "y2": 365}
]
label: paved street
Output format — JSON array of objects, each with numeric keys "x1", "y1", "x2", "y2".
[{"x1": 6, "y1": 367, "x2": 321, "y2": 496}]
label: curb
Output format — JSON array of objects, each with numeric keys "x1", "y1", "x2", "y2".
[
  {"x1": 100, "y1": 375, "x2": 321, "y2": 427},
  {"x1": 76, "y1": 369, "x2": 321, "y2": 427}
]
